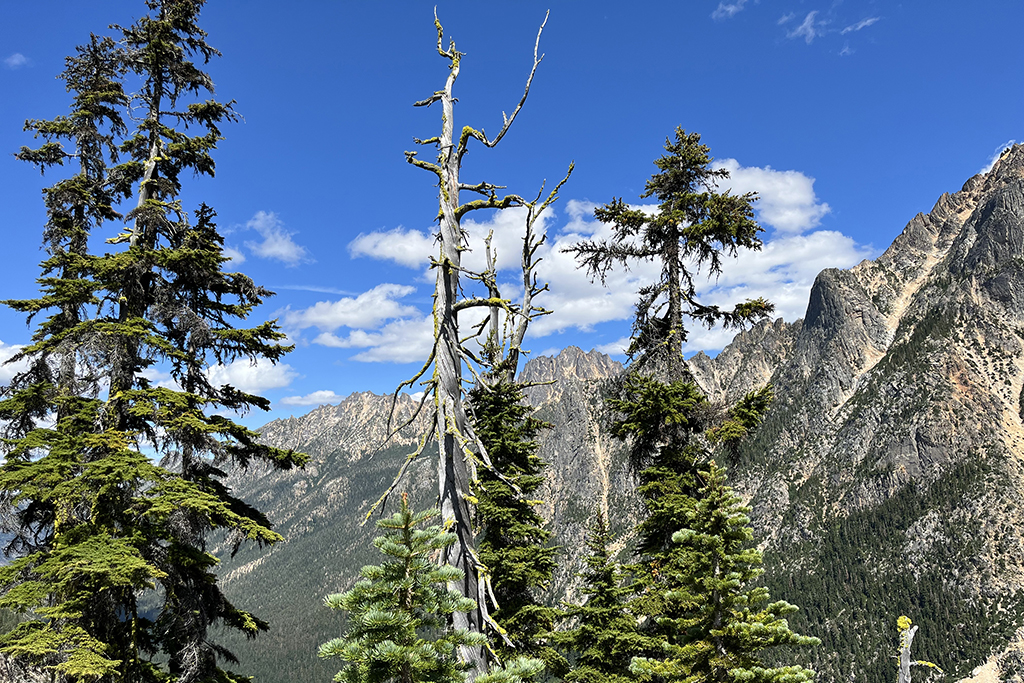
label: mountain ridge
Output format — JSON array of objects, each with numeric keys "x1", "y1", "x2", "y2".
[{"x1": 216, "y1": 146, "x2": 1024, "y2": 682}]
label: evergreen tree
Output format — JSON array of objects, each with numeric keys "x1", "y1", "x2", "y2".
[
  {"x1": 706, "y1": 386, "x2": 774, "y2": 467},
  {"x1": 0, "y1": 2, "x2": 305, "y2": 680},
  {"x1": 565, "y1": 127, "x2": 772, "y2": 375},
  {"x1": 319, "y1": 495, "x2": 544, "y2": 683},
  {"x1": 556, "y1": 514, "x2": 647, "y2": 683},
  {"x1": 564, "y1": 128, "x2": 814, "y2": 683},
  {"x1": 630, "y1": 463, "x2": 818, "y2": 683},
  {"x1": 469, "y1": 381, "x2": 561, "y2": 672}
]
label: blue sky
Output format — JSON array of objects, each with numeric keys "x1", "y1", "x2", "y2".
[{"x1": 1, "y1": 1, "x2": 1021, "y2": 425}]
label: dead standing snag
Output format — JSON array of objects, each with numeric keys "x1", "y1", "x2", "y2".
[{"x1": 366, "y1": 10, "x2": 564, "y2": 679}]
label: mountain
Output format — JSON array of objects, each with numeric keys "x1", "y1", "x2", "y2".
[
  {"x1": 215, "y1": 146, "x2": 1024, "y2": 683},
  {"x1": 213, "y1": 347, "x2": 630, "y2": 683},
  {"x1": 693, "y1": 146, "x2": 1024, "y2": 681}
]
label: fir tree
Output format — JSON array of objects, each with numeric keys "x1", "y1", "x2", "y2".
[
  {"x1": 630, "y1": 463, "x2": 818, "y2": 683},
  {"x1": 469, "y1": 381, "x2": 561, "y2": 672},
  {"x1": 565, "y1": 128, "x2": 772, "y2": 375},
  {"x1": 0, "y1": 2, "x2": 305, "y2": 680},
  {"x1": 319, "y1": 495, "x2": 544, "y2": 683},
  {"x1": 557, "y1": 513, "x2": 647, "y2": 683}
]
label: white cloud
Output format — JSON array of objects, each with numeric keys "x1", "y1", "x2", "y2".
[
  {"x1": 712, "y1": 0, "x2": 748, "y2": 20},
  {"x1": 243, "y1": 211, "x2": 312, "y2": 266},
  {"x1": 841, "y1": 17, "x2": 880, "y2": 34},
  {"x1": 222, "y1": 245, "x2": 245, "y2": 265},
  {"x1": 713, "y1": 159, "x2": 831, "y2": 234},
  {"x1": 3, "y1": 53, "x2": 28, "y2": 69},
  {"x1": 595, "y1": 337, "x2": 630, "y2": 357},
  {"x1": 0, "y1": 341, "x2": 30, "y2": 384},
  {"x1": 349, "y1": 206, "x2": 554, "y2": 279},
  {"x1": 787, "y1": 11, "x2": 824, "y2": 44},
  {"x1": 839, "y1": 42, "x2": 855, "y2": 57},
  {"x1": 205, "y1": 358, "x2": 298, "y2": 393},
  {"x1": 777, "y1": 13, "x2": 795, "y2": 25},
  {"x1": 980, "y1": 140, "x2": 1017, "y2": 174},
  {"x1": 315, "y1": 315, "x2": 435, "y2": 364},
  {"x1": 280, "y1": 389, "x2": 343, "y2": 406},
  {"x1": 283, "y1": 283, "x2": 419, "y2": 332},
  {"x1": 349, "y1": 227, "x2": 435, "y2": 268}
]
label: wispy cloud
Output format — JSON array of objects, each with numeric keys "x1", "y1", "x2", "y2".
[
  {"x1": 3, "y1": 53, "x2": 29, "y2": 69},
  {"x1": 206, "y1": 357, "x2": 298, "y2": 393},
  {"x1": 349, "y1": 226, "x2": 435, "y2": 268},
  {"x1": 712, "y1": 0, "x2": 749, "y2": 20},
  {"x1": 839, "y1": 42, "x2": 854, "y2": 57},
  {"x1": 787, "y1": 11, "x2": 825, "y2": 44},
  {"x1": 222, "y1": 245, "x2": 245, "y2": 264},
  {"x1": 980, "y1": 140, "x2": 1017, "y2": 174},
  {"x1": 315, "y1": 315, "x2": 435, "y2": 364},
  {"x1": 841, "y1": 17, "x2": 881, "y2": 34},
  {"x1": 777, "y1": 13, "x2": 795, "y2": 25},
  {"x1": 243, "y1": 211, "x2": 312, "y2": 266}
]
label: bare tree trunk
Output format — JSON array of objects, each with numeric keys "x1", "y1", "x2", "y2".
[
  {"x1": 432, "y1": 24, "x2": 487, "y2": 678},
  {"x1": 399, "y1": 12, "x2": 550, "y2": 677}
]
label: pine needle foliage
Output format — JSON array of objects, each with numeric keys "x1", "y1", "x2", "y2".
[
  {"x1": 0, "y1": 2, "x2": 305, "y2": 681},
  {"x1": 556, "y1": 513, "x2": 647, "y2": 683},
  {"x1": 631, "y1": 463, "x2": 818, "y2": 683},
  {"x1": 319, "y1": 496, "x2": 544, "y2": 683},
  {"x1": 468, "y1": 381, "x2": 561, "y2": 672}
]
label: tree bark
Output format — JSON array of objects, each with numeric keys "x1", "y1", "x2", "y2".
[{"x1": 431, "y1": 33, "x2": 488, "y2": 679}]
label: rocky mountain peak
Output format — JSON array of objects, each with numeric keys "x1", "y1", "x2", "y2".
[{"x1": 519, "y1": 346, "x2": 622, "y2": 405}]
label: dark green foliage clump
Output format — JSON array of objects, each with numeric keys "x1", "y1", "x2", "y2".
[
  {"x1": 557, "y1": 514, "x2": 646, "y2": 683},
  {"x1": 0, "y1": 2, "x2": 305, "y2": 680},
  {"x1": 470, "y1": 382, "x2": 562, "y2": 672},
  {"x1": 631, "y1": 463, "x2": 818, "y2": 683}
]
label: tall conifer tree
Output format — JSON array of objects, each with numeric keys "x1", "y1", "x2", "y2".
[
  {"x1": 566, "y1": 128, "x2": 814, "y2": 682},
  {"x1": 630, "y1": 464, "x2": 818, "y2": 683},
  {"x1": 557, "y1": 514, "x2": 646, "y2": 683},
  {"x1": 0, "y1": 3, "x2": 305, "y2": 681},
  {"x1": 469, "y1": 381, "x2": 561, "y2": 671}
]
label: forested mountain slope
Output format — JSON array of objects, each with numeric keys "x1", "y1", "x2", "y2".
[
  {"x1": 215, "y1": 347, "x2": 630, "y2": 683},
  {"x1": 218, "y1": 147, "x2": 1024, "y2": 683},
  {"x1": 693, "y1": 145, "x2": 1024, "y2": 682}
]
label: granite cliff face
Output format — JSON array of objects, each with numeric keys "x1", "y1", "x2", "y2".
[
  {"x1": 217, "y1": 147, "x2": 1024, "y2": 683},
  {"x1": 692, "y1": 146, "x2": 1024, "y2": 681}
]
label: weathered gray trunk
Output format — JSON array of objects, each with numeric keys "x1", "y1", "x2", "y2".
[{"x1": 433, "y1": 46, "x2": 488, "y2": 678}]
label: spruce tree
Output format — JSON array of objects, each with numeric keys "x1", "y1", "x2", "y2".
[
  {"x1": 0, "y1": 2, "x2": 305, "y2": 681},
  {"x1": 557, "y1": 514, "x2": 646, "y2": 683},
  {"x1": 469, "y1": 381, "x2": 561, "y2": 672},
  {"x1": 320, "y1": 495, "x2": 544, "y2": 683},
  {"x1": 630, "y1": 463, "x2": 818, "y2": 683}
]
